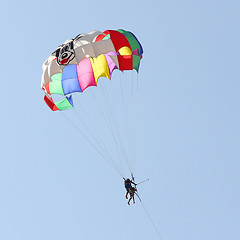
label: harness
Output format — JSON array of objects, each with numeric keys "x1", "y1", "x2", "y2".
[{"x1": 125, "y1": 183, "x2": 131, "y2": 189}]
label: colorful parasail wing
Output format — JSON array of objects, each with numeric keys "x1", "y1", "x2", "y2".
[{"x1": 41, "y1": 29, "x2": 143, "y2": 111}]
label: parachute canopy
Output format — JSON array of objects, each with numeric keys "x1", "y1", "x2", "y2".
[{"x1": 41, "y1": 29, "x2": 143, "y2": 111}]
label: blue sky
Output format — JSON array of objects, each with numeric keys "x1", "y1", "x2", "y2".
[{"x1": 0, "y1": 0, "x2": 240, "y2": 239}]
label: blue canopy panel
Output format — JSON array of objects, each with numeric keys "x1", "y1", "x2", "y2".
[{"x1": 62, "y1": 64, "x2": 82, "y2": 95}]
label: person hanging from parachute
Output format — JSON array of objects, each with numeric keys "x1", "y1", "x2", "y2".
[
  {"x1": 124, "y1": 176, "x2": 149, "y2": 205},
  {"x1": 126, "y1": 185, "x2": 137, "y2": 205},
  {"x1": 124, "y1": 178, "x2": 137, "y2": 205}
]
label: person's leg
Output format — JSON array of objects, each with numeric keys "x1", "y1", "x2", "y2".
[
  {"x1": 125, "y1": 191, "x2": 128, "y2": 199},
  {"x1": 128, "y1": 196, "x2": 132, "y2": 205}
]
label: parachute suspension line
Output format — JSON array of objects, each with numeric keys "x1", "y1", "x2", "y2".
[
  {"x1": 72, "y1": 106, "x2": 119, "y2": 173},
  {"x1": 130, "y1": 70, "x2": 136, "y2": 174},
  {"x1": 47, "y1": 80, "x2": 118, "y2": 173},
  {"x1": 122, "y1": 71, "x2": 133, "y2": 174},
  {"x1": 72, "y1": 109, "x2": 106, "y2": 155},
  {"x1": 60, "y1": 111, "x2": 124, "y2": 178},
  {"x1": 97, "y1": 81, "x2": 127, "y2": 176},
  {"x1": 118, "y1": 71, "x2": 138, "y2": 177},
  {"x1": 103, "y1": 79, "x2": 128, "y2": 165},
  {"x1": 123, "y1": 71, "x2": 138, "y2": 176},
  {"x1": 120, "y1": 72, "x2": 124, "y2": 104},
  {"x1": 132, "y1": 72, "x2": 140, "y2": 173},
  {"x1": 119, "y1": 73, "x2": 131, "y2": 165},
  {"x1": 73, "y1": 94, "x2": 116, "y2": 161},
  {"x1": 136, "y1": 193, "x2": 164, "y2": 240},
  {"x1": 89, "y1": 88, "x2": 126, "y2": 177},
  {"x1": 119, "y1": 70, "x2": 139, "y2": 177},
  {"x1": 118, "y1": 72, "x2": 131, "y2": 173},
  {"x1": 100, "y1": 80, "x2": 133, "y2": 174},
  {"x1": 90, "y1": 57, "x2": 126, "y2": 176}
]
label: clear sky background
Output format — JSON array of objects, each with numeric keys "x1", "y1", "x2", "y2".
[{"x1": 0, "y1": 0, "x2": 239, "y2": 239}]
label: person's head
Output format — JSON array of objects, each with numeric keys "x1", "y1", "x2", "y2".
[{"x1": 125, "y1": 178, "x2": 131, "y2": 183}]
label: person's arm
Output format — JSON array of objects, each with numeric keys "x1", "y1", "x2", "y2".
[{"x1": 130, "y1": 180, "x2": 137, "y2": 186}]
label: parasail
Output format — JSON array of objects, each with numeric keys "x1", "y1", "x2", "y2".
[
  {"x1": 41, "y1": 29, "x2": 143, "y2": 178},
  {"x1": 41, "y1": 29, "x2": 143, "y2": 111}
]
